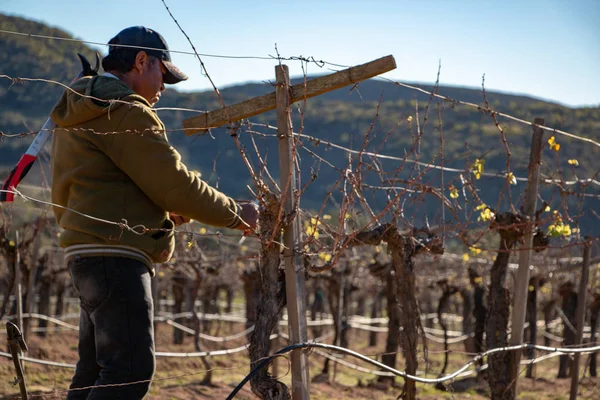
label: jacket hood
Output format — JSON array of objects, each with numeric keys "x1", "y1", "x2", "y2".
[{"x1": 51, "y1": 76, "x2": 150, "y2": 127}]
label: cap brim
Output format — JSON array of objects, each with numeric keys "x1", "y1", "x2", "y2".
[{"x1": 162, "y1": 60, "x2": 188, "y2": 85}]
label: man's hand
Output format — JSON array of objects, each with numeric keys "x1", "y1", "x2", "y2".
[
  {"x1": 236, "y1": 201, "x2": 259, "y2": 232},
  {"x1": 169, "y1": 212, "x2": 190, "y2": 226}
]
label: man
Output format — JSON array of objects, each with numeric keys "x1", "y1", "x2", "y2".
[{"x1": 51, "y1": 26, "x2": 258, "y2": 399}]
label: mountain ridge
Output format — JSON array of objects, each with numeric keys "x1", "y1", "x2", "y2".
[{"x1": 1, "y1": 13, "x2": 599, "y2": 235}]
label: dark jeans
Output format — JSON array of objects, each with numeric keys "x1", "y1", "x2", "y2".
[{"x1": 67, "y1": 256, "x2": 155, "y2": 400}]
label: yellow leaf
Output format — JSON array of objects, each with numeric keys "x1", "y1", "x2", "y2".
[
  {"x1": 462, "y1": 253, "x2": 469, "y2": 261},
  {"x1": 318, "y1": 253, "x2": 332, "y2": 262},
  {"x1": 507, "y1": 172, "x2": 517, "y2": 185},
  {"x1": 478, "y1": 207, "x2": 495, "y2": 222},
  {"x1": 568, "y1": 159, "x2": 579, "y2": 166},
  {"x1": 471, "y1": 158, "x2": 485, "y2": 180},
  {"x1": 544, "y1": 206, "x2": 551, "y2": 212},
  {"x1": 304, "y1": 222, "x2": 320, "y2": 239},
  {"x1": 449, "y1": 186, "x2": 459, "y2": 199},
  {"x1": 9, "y1": 240, "x2": 15, "y2": 247},
  {"x1": 547, "y1": 220, "x2": 571, "y2": 238},
  {"x1": 469, "y1": 246, "x2": 482, "y2": 255},
  {"x1": 241, "y1": 245, "x2": 248, "y2": 252},
  {"x1": 528, "y1": 285, "x2": 534, "y2": 292},
  {"x1": 187, "y1": 241, "x2": 194, "y2": 249},
  {"x1": 323, "y1": 214, "x2": 332, "y2": 220},
  {"x1": 548, "y1": 136, "x2": 560, "y2": 152},
  {"x1": 407, "y1": 116, "x2": 413, "y2": 122},
  {"x1": 474, "y1": 277, "x2": 483, "y2": 284},
  {"x1": 345, "y1": 213, "x2": 351, "y2": 220},
  {"x1": 476, "y1": 203, "x2": 487, "y2": 211},
  {"x1": 199, "y1": 227, "x2": 207, "y2": 234}
]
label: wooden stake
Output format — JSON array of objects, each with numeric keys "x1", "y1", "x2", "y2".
[
  {"x1": 276, "y1": 64, "x2": 310, "y2": 399},
  {"x1": 508, "y1": 118, "x2": 544, "y2": 395},
  {"x1": 6, "y1": 321, "x2": 28, "y2": 400},
  {"x1": 15, "y1": 231, "x2": 24, "y2": 339},
  {"x1": 333, "y1": 266, "x2": 345, "y2": 383},
  {"x1": 23, "y1": 227, "x2": 41, "y2": 339},
  {"x1": 183, "y1": 55, "x2": 396, "y2": 134},
  {"x1": 525, "y1": 276, "x2": 539, "y2": 379},
  {"x1": 570, "y1": 242, "x2": 592, "y2": 400}
]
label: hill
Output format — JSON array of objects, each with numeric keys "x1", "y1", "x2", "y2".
[{"x1": 1, "y1": 13, "x2": 599, "y2": 235}]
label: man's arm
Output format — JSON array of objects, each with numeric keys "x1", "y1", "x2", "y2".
[{"x1": 101, "y1": 106, "x2": 243, "y2": 229}]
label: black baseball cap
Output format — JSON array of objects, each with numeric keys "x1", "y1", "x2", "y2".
[{"x1": 107, "y1": 26, "x2": 188, "y2": 84}]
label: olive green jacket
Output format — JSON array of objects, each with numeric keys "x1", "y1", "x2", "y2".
[{"x1": 51, "y1": 75, "x2": 240, "y2": 271}]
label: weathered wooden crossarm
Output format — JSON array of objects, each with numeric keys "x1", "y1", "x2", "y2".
[{"x1": 182, "y1": 55, "x2": 397, "y2": 135}]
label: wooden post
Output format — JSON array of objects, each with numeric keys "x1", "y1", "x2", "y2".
[
  {"x1": 508, "y1": 118, "x2": 544, "y2": 394},
  {"x1": 23, "y1": 228, "x2": 41, "y2": 339},
  {"x1": 333, "y1": 266, "x2": 345, "y2": 382},
  {"x1": 15, "y1": 231, "x2": 24, "y2": 338},
  {"x1": 525, "y1": 277, "x2": 539, "y2": 379},
  {"x1": 6, "y1": 321, "x2": 28, "y2": 400},
  {"x1": 570, "y1": 242, "x2": 591, "y2": 400},
  {"x1": 276, "y1": 64, "x2": 310, "y2": 399}
]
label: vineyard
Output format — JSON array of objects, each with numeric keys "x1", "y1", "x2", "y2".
[{"x1": 1, "y1": 6, "x2": 600, "y2": 400}]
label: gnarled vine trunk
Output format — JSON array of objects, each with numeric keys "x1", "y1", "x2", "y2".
[
  {"x1": 486, "y1": 213, "x2": 526, "y2": 400},
  {"x1": 525, "y1": 276, "x2": 544, "y2": 378},
  {"x1": 248, "y1": 192, "x2": 289, "y2": 400},
  {"x1": 349, "y1": 224, "x2": 443, "y2": 399},
  {"x1": 436, "y1": 281, "x2": 458, "y2": 375},
  {"x1": 589, "y1": 294, "x2": 600, "y2": 377},
  {"x1": 389, "y1": 235, "x2": 422, "y2": 400},
  {"x1": 470, "y1": 268, "x2": 487, "y2": 369},
  {"x1": 369, "y1": 290, "x2": 383, "y2": 347},
  {"x1": 242, "y1": 267, "x2": 259, "y2": 336},
  {"x1": 367, "y1": 261, "x2": 399, "y2": 385},
  {"x1": 172, "y1": 272, "x2": 186, "y2": 345},
  {"x1": 558, "y1": 284, "x2": 577, "y2": 378},
  {"x1": 379, "y1": 269, "x2": 400, "y2": 385},
  {"x1": 459, "y1": 287, "x2": 475, "y2": 355}
]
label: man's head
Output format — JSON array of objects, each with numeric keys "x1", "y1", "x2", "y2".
[{"x1": 101, "y1": 26, "x2": 188, "y2": 105}]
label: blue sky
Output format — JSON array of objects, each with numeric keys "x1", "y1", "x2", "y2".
[{"x1": 1, "y1": 0, "x2": 599, "y2": 107}]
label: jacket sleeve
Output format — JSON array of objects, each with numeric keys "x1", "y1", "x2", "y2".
[{"x1": 102, "y1": 105, "x2": 241, "y2": 229}]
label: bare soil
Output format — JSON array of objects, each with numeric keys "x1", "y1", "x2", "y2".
[{"x1": 1, "y1": 319, "x2": 598, "y2": 399}]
